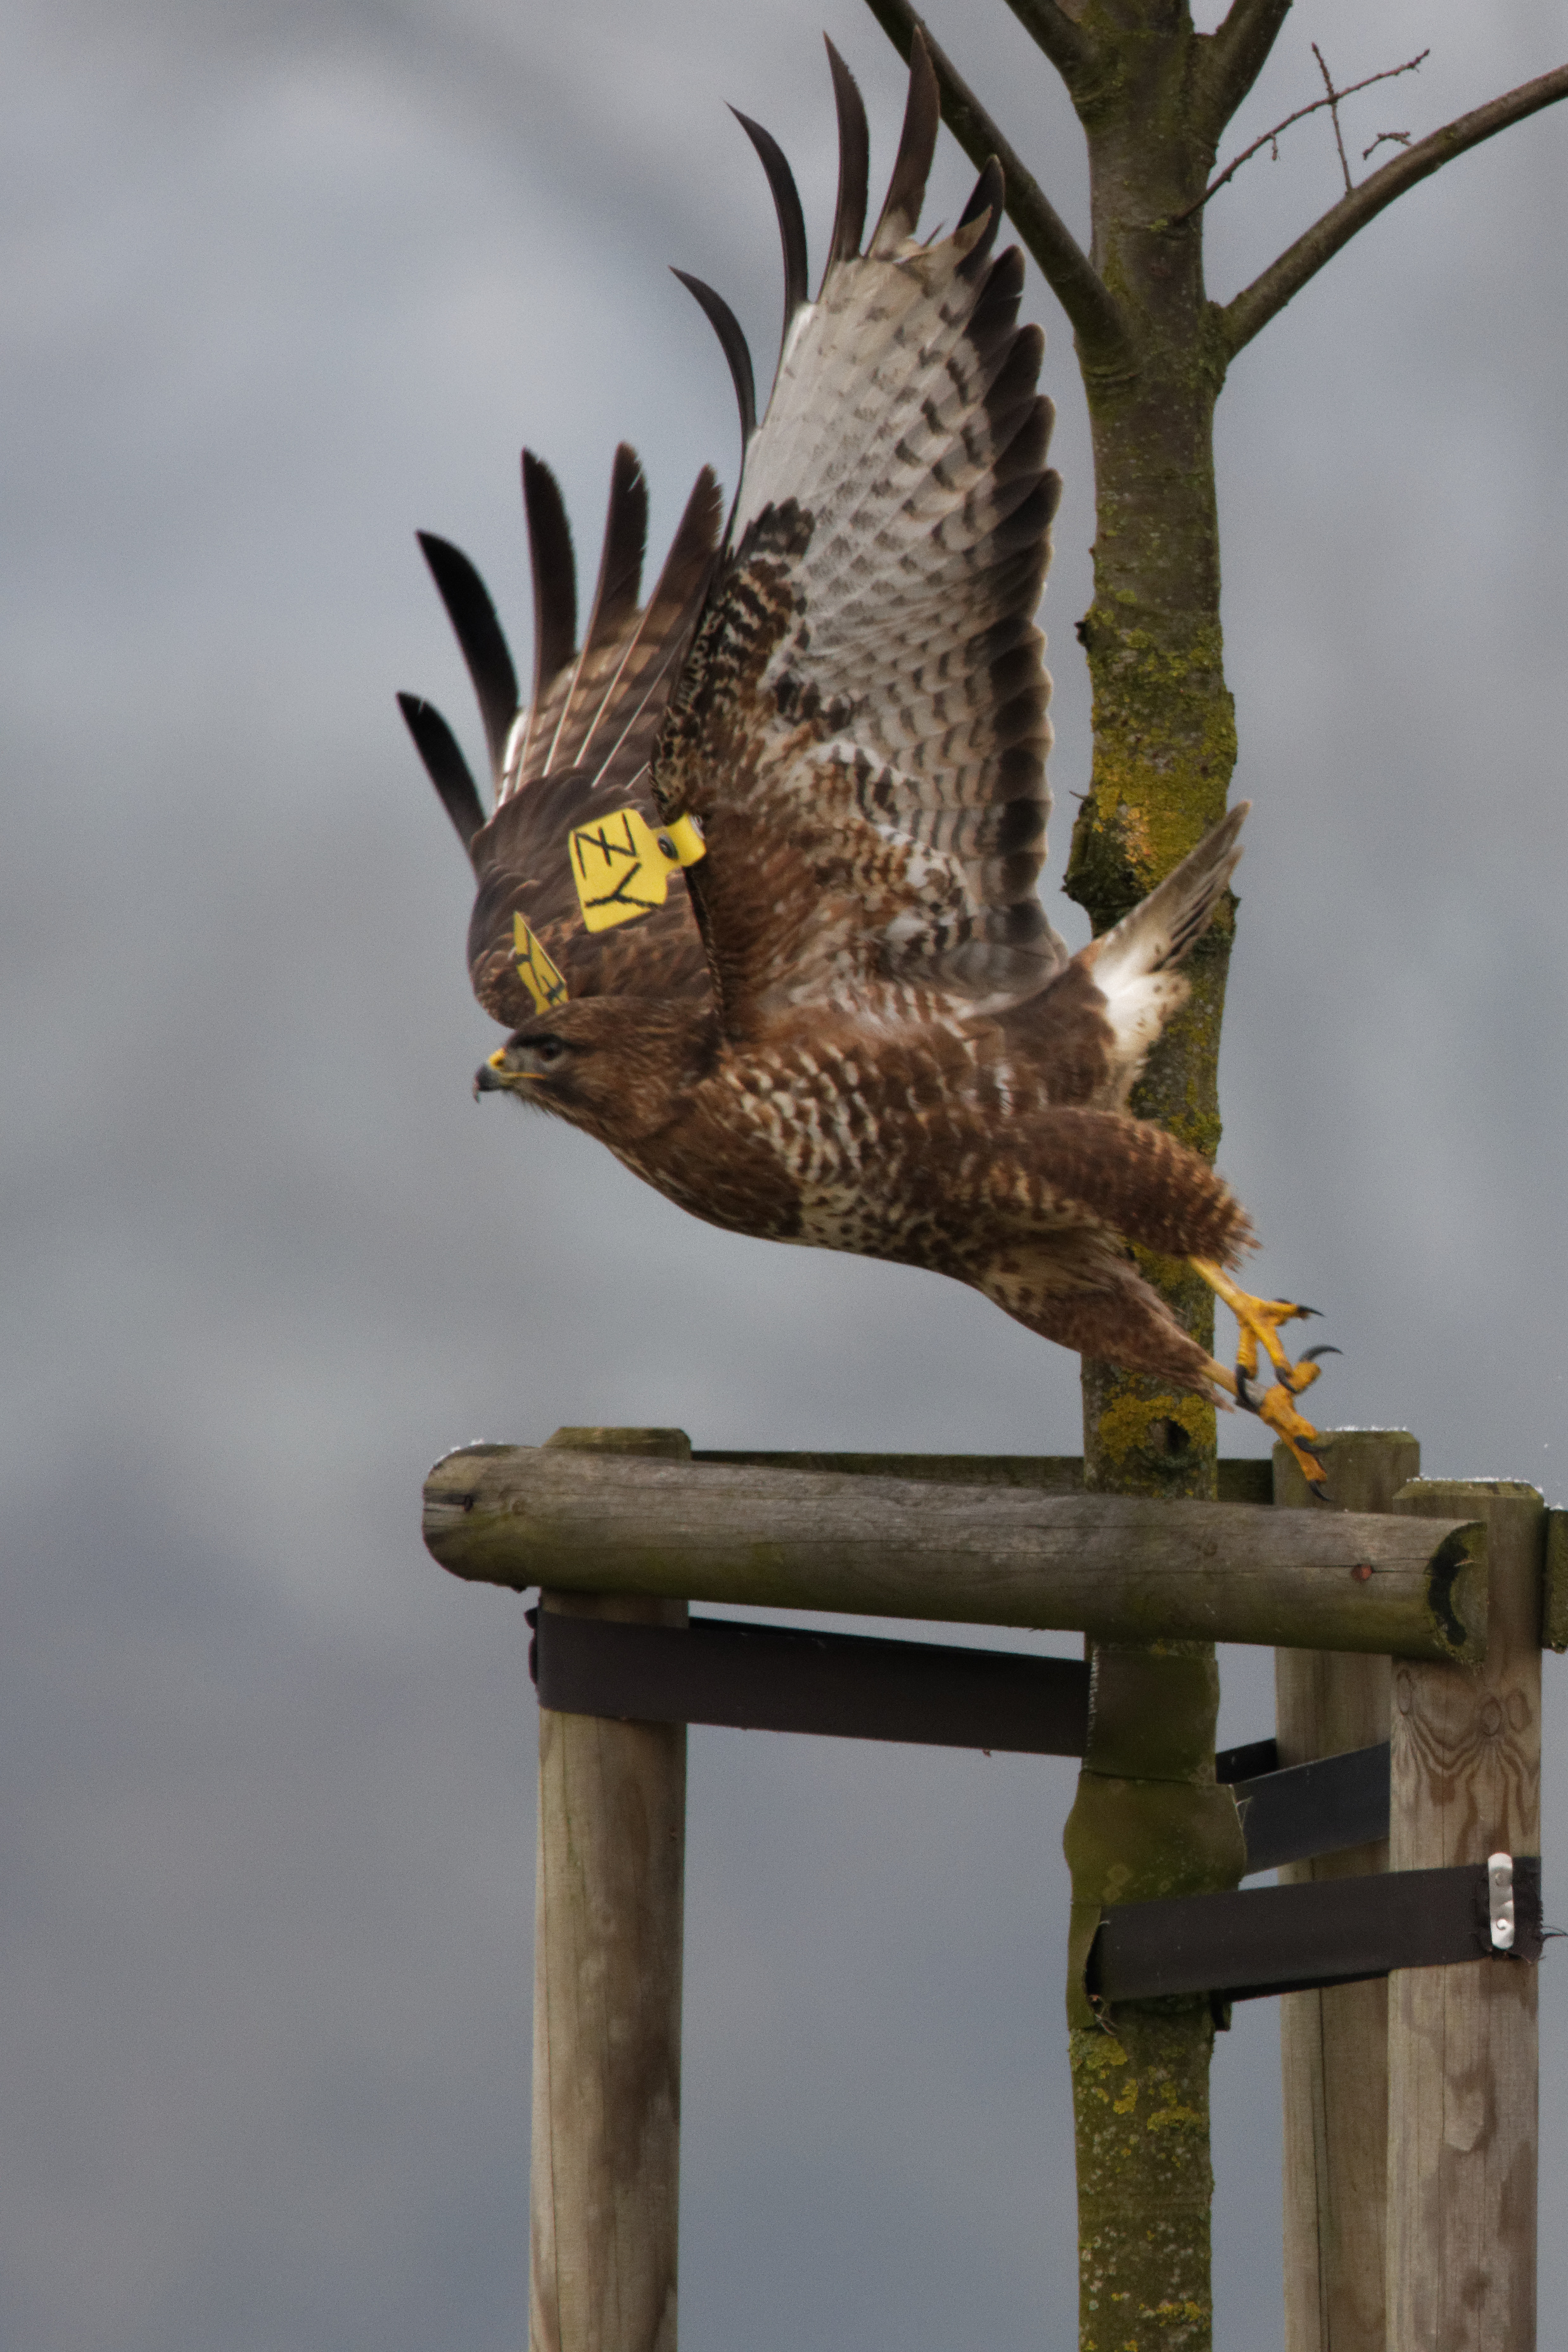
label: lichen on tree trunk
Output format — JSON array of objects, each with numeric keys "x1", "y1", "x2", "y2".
[
  {"x1": 1057, "y1": 25, "x2": 1244, "y2": 2352},
  {"x1": 1071, "y1": 2005, "x2": 1216, "y2": 2350},
  {"x1": 1064, "y1": 1642, "x2": 1245, "y2": 2350},
  {"x1": 1066, "y1": 29, "x2": 1237, "y2": 1505}
]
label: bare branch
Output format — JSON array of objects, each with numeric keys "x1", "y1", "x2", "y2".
[
  {"x1": 998, "y1": 0, "x2": 1094, "y2": 87},
  {"x1": 858, "y1": 0, "x2": 1135, "y2": 374},
  {"x1": 1218, "y1": 62, "x2": 1568, "y2": 362},
  {"x1": 1311, "y1": 43, "x2": 1353, "y2": 195},
  {"x1": 1197, "y1": 0, "x2": 1294, "y2": 137},
  {"x1": 1180, "y1": 51, "x2": 1427, "y2": 222}
]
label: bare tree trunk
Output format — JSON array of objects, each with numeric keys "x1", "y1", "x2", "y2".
[
  {"x1": 1066, "y1": 18, "x2": 1233, "y2": 1493},
  {"x1": 1057, "y1": 29, "x2": 1240, "y2": 2349}
]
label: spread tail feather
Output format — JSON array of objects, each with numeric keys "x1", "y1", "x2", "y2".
[
  {"x1": 1078, "y1": 803, "x2": 1248, "y2": 1106},
  {"x1": 1090, "y1": 803, "x2": 1248, "y2": 997}
]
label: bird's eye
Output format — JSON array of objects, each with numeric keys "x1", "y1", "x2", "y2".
[{"x1": 532, "y1": 1037, "x2": 565, "y2": 1064}]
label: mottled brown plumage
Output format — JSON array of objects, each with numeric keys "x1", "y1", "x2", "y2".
[{"x1": 400, "y1": 37, "x2": 1328, "y2": 1469}]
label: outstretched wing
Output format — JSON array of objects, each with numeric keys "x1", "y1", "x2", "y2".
[
  {"x1": 654, "y1": 35, "x2": 1064, "y2": 1034},
  {"x1": 400, "y1": 449, "x2": 722, "y2": 1028}
]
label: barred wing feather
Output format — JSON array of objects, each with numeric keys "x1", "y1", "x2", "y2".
[{"x1": 656, "y1": 35, "x2": 1064, "y2": 1030}]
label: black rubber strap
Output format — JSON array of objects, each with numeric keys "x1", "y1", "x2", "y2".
[
  {"x1": 1227, "y1": 1743, "x2": 1391, "y2": 1874},
  {"x1": 530, "y1": 1614, "x2": 1391, "y2": 1871},
  {"x1": 1088, "y1": 1855, "x2": 1544, "y2": 2005},
  {"x1": 532, "y1": 1609, "x2": 1091, "y2": 1755}
]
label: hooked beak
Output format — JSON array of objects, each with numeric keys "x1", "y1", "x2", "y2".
[{"x1": 474, "y1": 1048, "x2": 518, "y2": 1100}]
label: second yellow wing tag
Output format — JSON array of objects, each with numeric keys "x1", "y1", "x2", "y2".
[
  {"x1": 568, "y1": 807, "x2": 706, "y2": 933},
  {"x1": 512, "y1": 912, "x2": 569, "y2": 1015}
]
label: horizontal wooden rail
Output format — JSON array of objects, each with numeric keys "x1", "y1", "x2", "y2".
[
  {"x1": 423, "y1": 1446, "x2": 1488, "y2": 1661},
  {"x1": 691, "y1": 1450, "x2": 1274, "y2": 1504}
]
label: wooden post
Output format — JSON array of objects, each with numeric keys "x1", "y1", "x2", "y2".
[
  {"x1": 1386, "y1": 1479, "x2": 1544, "y2": 2352},
  {"x1": 530, "y1": 1428, "x2": 690, "y2": 2352},
  {"x1": 1274, "y1": 1430, "x2": 1419, "y2": 2352}
]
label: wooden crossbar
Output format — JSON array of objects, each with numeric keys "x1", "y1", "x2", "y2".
[{"x1": 423, "y1": 1441, "x2": 1488, "y2": 1661}]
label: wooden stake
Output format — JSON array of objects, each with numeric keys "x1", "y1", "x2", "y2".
[
  {"x1": 1386, "y1": 1479, "x2": 1544, "y2": 2352},
  {"x1": 530, "y1": 1428, "x2": 690, "y2": 2352},
  {"x1": 1274, "y1": 1431, "x2": 1419, "y2": 2352}
]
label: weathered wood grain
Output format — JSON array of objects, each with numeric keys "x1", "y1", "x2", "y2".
[
  {"x1": 693, "y1": 1449, "x2": 1274, "y2": 1504},
  {"x1": 1275, "y1": 1431, "x2": 1418, "y2": 2352},
  {"x1": 1386, "y1": 1480, "x2": 1543, "y2": 2352},
  {"x1": 424, "y1": 1445, "x2": 1488, "y2": 1661},
  {"x1": 1544, "y1": 1509, "x2": 1568, "y2": 1653},
  {"x1": 529, "y1": 1430, "x2": 688, "y2": 2352}
]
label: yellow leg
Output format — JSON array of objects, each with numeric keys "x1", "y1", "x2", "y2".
[
  {"x1": 1192, "y1": 1260, "x2": 1334, "y2": 1498},
  {"x1": 1190, "y1": 1258, "x2": 1321, "y2": 1390}
]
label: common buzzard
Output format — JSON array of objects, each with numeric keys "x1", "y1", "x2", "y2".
[{"x1": 399, "y1": 35, "x2": 1330, "y2": 1489}]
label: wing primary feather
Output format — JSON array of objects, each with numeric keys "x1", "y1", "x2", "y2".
[
  {"x1": 729, "y1": 108, "x2": 810, "y2": 346},
  {"x1": 414, "y1": 533, "x2": 519, "y2": 785},
  {"x1": 520, "y1": 450, "x2": 578, "y2": 717},
  {"x1": 588, "y1": 444, "x2": 649, "y2": 641},
  {"x1": 869, "y1": 27, "x2": 940, "y2": 257},
  {"x1": 957, "y1": 158, "x2": 1007, "y2": 276},
  {"x1": 397, "y1": 693, "x2": 487, "y2": 865},
  {"x1": 671, "y1": 269, "x2": 757, "y2": 445},
  {"x1": 823, "y1": 39, "x2": 869, "y2": 269},
  {"x1": 648, "y1": 464, "x2": 725, "y2": 608},
  {"x1": 958, "y1": 158, "x2": 1002, "y2": 229},
  {"x1": 540, "y1": 443, "x2": 650, "y2": 776},
  {"x1": 583, "y1": 629, "x2": 692, "y2": 796},
  {"x1": 572, "y1": 466, "x2": 722, "y2": 775},
  {"x1": 578, "y1": 465, "x2": 729, "y2": 788}
]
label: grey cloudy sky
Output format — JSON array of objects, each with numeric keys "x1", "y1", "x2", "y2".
[{"x1": 4, "y1": 2, "x2": 1567, "y2": 2344}]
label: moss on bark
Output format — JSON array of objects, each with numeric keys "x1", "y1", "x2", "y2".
[
  {"x1": 1056, "y1": 18, "x2": 1242, "y2": 2348},
  {"x1": 1071, "y1": 2004, "x2": 1217, "y2": 2352}
]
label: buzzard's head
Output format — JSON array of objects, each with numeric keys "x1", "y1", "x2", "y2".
[{"x1": 474, "y1": 998, "x2": 717, "y2": 1144}]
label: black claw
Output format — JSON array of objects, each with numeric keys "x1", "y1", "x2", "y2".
[
  {"x1": 1300, "y1": 1344, "x2": 1342, "y2": 1365},
  {"x1": 1235, "y1": 1365, "x2": 1263, "y2": 1414}
]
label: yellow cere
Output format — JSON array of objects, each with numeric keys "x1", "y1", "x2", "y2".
[
  {"x1": 511, "y1": 912, "x2": 570, "y2": 1014},
  {"x1": 568, "y1": 807, "x2": 706, "y2": 934}
]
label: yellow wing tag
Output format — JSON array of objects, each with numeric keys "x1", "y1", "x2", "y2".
[
  {"x1": 511, "y1": 912, "x2": 569, "y2": 1014},
  {"x1": 568, "y1": 807, "x2": 706, "y2": 933}
]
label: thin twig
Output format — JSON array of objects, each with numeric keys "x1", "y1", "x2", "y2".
[
  {"x1": 858, "y1": 0, "x2": 1135, "y2": 376},
  {"x1": 1179, "y1": 51, "x2": 1427, "y2": 220},
  {"x1": 1217, "y1": 61, "x2": 1568, "y2": 361},
  {"x1": 1363, "y1": 131, "x2": 1413, "y2": 163},
  {"x1": 1312, "y1": 43, "x2": 1354, "y2": 193}
]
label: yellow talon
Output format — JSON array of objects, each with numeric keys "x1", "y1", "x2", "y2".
[
  {"x1": 1192, "y1": 1258, "x2": 1334, "y2": 1497},
  {"x1": 1191, "y1": 1258, "x2": 1318, "y2": 1387},
  {"x1": 1206, "y1": 1357, "x2": 1327, "y2": 1495},
  {"x1": 1258, "y1": 1394, "x2": 1327, "y2": 1498}
]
